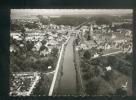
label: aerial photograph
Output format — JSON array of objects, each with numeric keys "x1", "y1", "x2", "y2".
[{"x1": 10, "y1": 9, "x2": 133, "y2": 96}]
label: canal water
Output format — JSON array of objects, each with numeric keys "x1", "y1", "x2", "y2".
[{"x1": 57, "y1": 36, "x2": 77, "y2": 95}]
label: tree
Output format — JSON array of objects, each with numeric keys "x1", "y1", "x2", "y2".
[
  {"x1": 52, "y1": 16, "x2": 87, "y2": 26},
  {"x1": 26, "y1": 41, "x2": 34, "y2": 51},
  {"x1": 46, "y1": 58, "x2": 54, "y2": 68},
  {"x1": 80, "y1": 61, "x2": 86, "y2": 68},
  {"x1": 91, "y1": 59, "x2": 99, "y2": 65},
  {"x1": 103, "y1": 70, "x2": 114, "y2": 81},
  {"x1": 10, "y1": 36, "x2": 15, "y2": 44},
  {"x1": 51, "y1": 47, "x2": 58, "y2": 57},
  {"x1": 32, "y1": 74, "x2": 50, "y2": 95},
  {"x1": 37, "y1": 15, "x2": 49, "y2": 25},
  {"x1": 11, "y1": 22, "x2": 22, "y2": 32},
  {"x1": 39, "y1": 45, "x2": 46, "y2": 51},
  {"x1": 20, "y1": 26, "x2": 27, "y2": 41},
  {"x1": 115, "y1": 88, "x2": 127, "y2": 96},
  {"x1": 85, "y1": 79, "x2": 100, "y2": 95},
  {"x1": 95, "y1": 17, "x2": 112, "y2": 25},
  {"x1": 107, "y1": 56, "x2": 115, "y2": 65},
  {"x1": 87, "y1": 35, "x2": 91, "y2": 41},
  {"x1": 41, "y1": 40, "x2": 47, "y2": 45},
  {"x1": 20, "y1": 26, "x2": 28, "y2": 58},
  {"x1": 75, "y1": 38, "x2": 79, "y2": 45},
  {"x1": 94, "y1": 66, "x2": 100, "y2": 77},
  {"x1": 10, "y1": 73, "x2": 15, "y2": 85},
  {"x1": 27, "y1": 22, "x2": 39, "y2": 29},
  {"x1": 10, "y1": 55, "x2": 24, "y2": 72},
  {"x1": 83, "y1": 73, "x2": 90, "y2": 80},
  {"x1": 82, "y1": 67, "x2": 89, "y2": 73},
  {"x1": 83, "y1": 50, "x2": 91, "y2": 59},
  {"x1": 10, "y1": 57, "x2": 21, "y2": 72},
  {"x1": 119, "y1": 23, "x2": 132, "y2": 30}
]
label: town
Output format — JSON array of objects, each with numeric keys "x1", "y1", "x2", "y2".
[{"x1": 10, "y1": 9, "x2": 132, "y2": 96}]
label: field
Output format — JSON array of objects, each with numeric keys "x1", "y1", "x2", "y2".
[
  {"x1": 31, "y1": 72, "x2": 54, "y2": 96},
  {"x1": 79, "y1": 51, "x2": 132, "y2": 95}
]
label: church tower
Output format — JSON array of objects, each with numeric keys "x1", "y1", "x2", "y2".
[{"x1": 90, "y1": 24, "x2": 93, "y2": 36}]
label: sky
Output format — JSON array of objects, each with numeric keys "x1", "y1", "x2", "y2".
[{"x1": 11, "y1": 9, "x2": 132, "y2": 18}]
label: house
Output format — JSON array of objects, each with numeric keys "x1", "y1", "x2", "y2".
[
  {"x1": 12, "y1": 35, "x2": 22, "y2": 41},
  {"x1": 125, "y1": 30, "x2": 132, "y2": 36},
  {"x1": 104, "y1": 44, "x2": 111, "y2": 50},
  {"x1": 10, "y1": 45, "x2": 16, "y2": 52},
  {"x1": 111, "y1": 34, "x2": 116, "y2": 39},
  {"x1": 121, "y1": 81, "x2": 128, "y2": 91},
  {"x1": 34, "y1": 41, "x2": 42, "y2": 51},
  {"x1": 48, "y1": 66, "x2": 52, "y2": 69},
  {"x1": 40, "y1": 49, "x2": 50, "y2": 56},
  {"x1": 93, "y1": 53, "x2": 99, "y2": 58},
  {"x1": 48, "y1": 36, "x2": 54, "y2": 40},
  {"x1": 80, "y1": 43, "x2": 88, "y2": 50},
  {"x1": 105, "y1": 66, "x2": 112, "y2": 71},
  {"x1": 19, "y1": 44, "x2": 24, "y2": 47},
  {"x1": 48, "y1": 39, "x2": 58, "y2": 46}
]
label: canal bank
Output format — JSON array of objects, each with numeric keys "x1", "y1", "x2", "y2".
[
  {"x1": 73, "y1": 41, "x2": 84, "y2": 95},
  {"x1": 56, "y1": 36, "x2": 78, "y2": 95},
  {"x1": 49, "y1": 36, "x2": 70, "y2": 96}
]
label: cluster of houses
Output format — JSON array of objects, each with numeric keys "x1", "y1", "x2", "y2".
[
  {"x1": 76, "y1": 21, "x2": 132, "y2": 58},
  {"x1": 10, "y1": 17, "x2": 76, "y2": 96},
  {"x1": 10, "y1": 72, "x2": 41, "y2": 96},
  {"x1": 10, "y1": 21, "x2": 74, "y2": 57}
]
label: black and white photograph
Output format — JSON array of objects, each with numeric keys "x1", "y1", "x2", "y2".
[{"x1": 10, "y1": 9, "x2": 133, "y2": 96}]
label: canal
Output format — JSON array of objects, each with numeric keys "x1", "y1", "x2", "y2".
[{"x1": 57, "y1": 35, "x2": 77, "y2": 95}]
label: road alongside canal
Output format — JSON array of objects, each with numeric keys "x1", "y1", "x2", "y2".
[{"x1": 57, "y1": 36, "x2": 77, "y2": 95}]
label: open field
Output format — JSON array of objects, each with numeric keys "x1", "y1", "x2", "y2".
[{"x1": 78, "y1": 51, "x2": 132, "y2": 95}]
